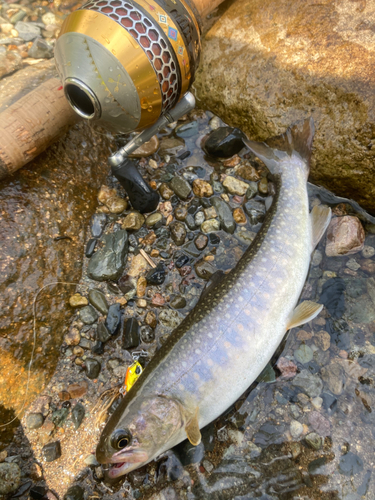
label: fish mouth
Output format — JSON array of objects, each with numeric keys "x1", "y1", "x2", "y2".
[{"x1": 107, "y1": 448, "x2": 149, "y2": 478}]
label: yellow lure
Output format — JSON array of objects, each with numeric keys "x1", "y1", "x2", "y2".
[{"x1": 124, "y1": 361, "x2": 143, "y2": 392}]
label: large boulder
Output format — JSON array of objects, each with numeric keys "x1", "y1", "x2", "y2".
[
  {"x1": 194, "y1": 0, "x2": 375, "y2": 213},
  {"x1": 0, "y1": 62, "x2": 112, "y2": 425}
]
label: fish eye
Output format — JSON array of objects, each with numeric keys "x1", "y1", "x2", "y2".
[{"x1": 111, "y1": 429, "x2": 132, "y2": 450}]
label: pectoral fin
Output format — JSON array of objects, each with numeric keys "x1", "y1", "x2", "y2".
[
  {"x1": 310, "y1": 205, "x2": 331, "y2": 250},
  {"x1": 185, "y1": 408, "x2": 201, "y2": 446},
  {"x1": 287, "y1": 301, "x2": 323, "y2": 330}
]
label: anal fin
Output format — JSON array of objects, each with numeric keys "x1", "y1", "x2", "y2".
[
  {"x1": 287, "y1": 301, "x2": 323, "y2": 330},
  {"x1": 310, "y1": 205, "x2": 331, "y2": 250},
  {"x1": 185, "y1": 407, "x2": 201, "y2": 446}
]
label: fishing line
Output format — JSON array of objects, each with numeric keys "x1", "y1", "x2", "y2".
[{"x1": 0, "y1": 281, "x2": 88, "y2": 428}]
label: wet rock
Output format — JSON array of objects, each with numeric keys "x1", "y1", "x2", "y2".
[
  {"x1": 223, "y1": 176, "x2": 249, "y2": 196},
  {"x1": 185, "y1": 214, "x2": 196, "y2": 230},
  {"x1": 175, "y1": 254, "x2": 190, "y2": 268},
  {"x1": 97, "y1": 322, "x2": 111, "y2": 343},
  {"x1": 122, "y1": 212, "x2": 145, "y2": 231},
  {"x1": 26, "y1": 413, "x2": 44, "y2": 430},
  {"x1": 52, "y1": 407, "x2": 69, "y2": 427},
  {"x1": 339, "y1": 452, "x2": 363, "y2": 476},
  {"x1": 321, "y1": 362, "x2": 345, "y2": 395},
  {"x1": 140, "y1": 325, "x2": 155, "y2": 343},
  {"x1": 88, "y1": 289, "x2": 108, "y2": 314},
  {"x1": 293, "y1": 369, "x2": 323, "y2": 397},
  {"x1": 67, "y1": 382, "x2": 88, "y2": 399},
  {"x1": 308, "y1": 411, "x2": 331, "y2": 436},
  {"x1": 85, "y1": 238, "x2": 97, "y2": 258},
  {"x1": 290, "y1": 420, "x2": 303, "y2": 439},
  {"x1": 233, "y1": 207, "x2": 247, "y2": 224},
  {"x1": 145, "y1": 311, "x2": 157, "y2": 329},
  {"x1": 84, "y1": 358, "x2": 101, "y2": 379},
  {"x1": 98, "y1": 185, "x2": 127, "y2": 214},
  {"x1": 320, "y1": 277, "x2": 346, "y2": 318},
  {"x1": 194, "y1": 0, "x2": 375, "y2": 213},
  {"x1": 258, "y1": 177, "x2": 268, "y2": 195},
  {"x1": 170, "y1": 296, "x2": 186, "y2": 309},
  {"x1": 314, "y1": 330, "x2": 331, "y2": 351},
  {"x1": 203, "y1": 127, "x2": 246, "y2": 158},
  {"x1": 362, "y1": 245, "x2": 375, "y2": 258},
  {"x1": 195, "y1": 260, "x2": 216, "y2": 280},
  {"x1": 257, "y1": 362, "x2": 276, "y2": 383},
  {"x1": 201, "y1": 219, "x2": 220, "y2": 233},
  {"x1": 211, "y1": 196, "x2": 236, "y2": 234},
  {"x1": 42, "y1": 441, "x2": 61, "y2": 462},
  {"x1": 79, "y1": 306, "x2": 98, "y2": 325},
  {"x1": 175, "y1": 205, "x2": 188, "y2": 221},
  {"x1": 0, "y1": 462, "x2": 21, "y2": 495},
  {"x1": 276, "y1": 357, "x2": 297, "y2": 378},
  {"x1": 294, "y1": 345, "x2": 313, "y2": 364},
  {"x1": 159, "y1": 310, "x2": 181, "y2": 328},
  {"x1": 194, "y1": 234, "x2": 208, "y2": 250},
  {"x1": 71, "y1": 403, "x2": 85, "y2": 430},
  {"x1": 176, "y1": 120, "x2": 198, "y2": 138},
  {"x1": 146, "y1": 263, "x2": 166, "y2": 285},
  {"x1": 69, "y1": 294, "x2": 88, "y2": 308},
  {"x1": 123, "y1": 318, "x2": 140, "y2": 349},
  {"x1": 173, "y1": 439, "x2": 205, "y2": 466},
  {"x1": 137, "y1": 276, "x2": 147, "y2": 297},
  {"x1": 91, "y1": 341, "x2": 104, "y2": 355},
  {"x1": 65, "y1": 328, "x2": 80, "y2": 346},
  {"x1": 105, "y1": 304, "x2": 122, "y2": 335},
  {"x1": 145, "y1": 212, "x2": 162, "y2": 227},
  {"x1": 326, "y1": 216, "x2": 365, "y2": 256},
  {"x1": 159, "y1": 183, "x2": 174, "y2": 200},
  {"x1": 29, "y1": 485, "x2": 47, "y2": 499},
  {"x1": 28, "y1": 37, "x2": 53, "y2": 58},
  {"x1": 244, "y1": 200, "x2": 266, "y2": 225},
  {"x1": 170, "y1": 221, "x2": 186, "y2": 246},
  {"x1": 203, "y1": 206, "x2": 217, "y2": 220},
  {"x1": 170, "y1": 176, "x2": 192, "y2": 200},
  {"x1": 87, "y1": 230, "x2": 129, "y2": 281},
  {"x1": 159, "y1": 137, "x2": 185, "y2": 156},
  {"x1": 305, "y1": 432, "x2": 323, "y2": 450},
  {"x1": 63, "y1": 485, "x2": 84, "y2": 500},
  {"x1": 192, "y1": 179, "x2": 213, "y2": 197},
  {"x1": 194, "y1": 211, "x2": 205, "y2": 226},
  {"x1": 129, "y1": 135, "x2": 159, "y2": 158},
  {"x1": 246, "y1": 182, "x2": 258, "y2": 199},
  {"x1": 15, "y1": 21, "x2": 40, "y2": 41}
]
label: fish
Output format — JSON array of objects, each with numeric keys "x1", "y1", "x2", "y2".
[{"x1": 96, "y1": 118, "x2": 332, "y2": 478}]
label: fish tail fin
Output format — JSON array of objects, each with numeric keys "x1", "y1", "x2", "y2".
[{"x1": 243, "y1": 118, "x2": 315, "y2": 174}]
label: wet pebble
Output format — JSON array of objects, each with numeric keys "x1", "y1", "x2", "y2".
[
  {"x1": 105, "y1": 303, "x2": 122, "y2": 335},
  {"x1": 122, "y1": 211, "x2": 145, "y2": 231},
  {"x1": 223, "y1": 176, "x2": 249, "y2": 196},
  {"x1": 194, "y1": 233, "x2": 208, "y2": 250},
  {"x1": 63, "y1": 485, "x2": 84, "y2": 500},
  {"x1": 170, "y1": 295, "x2": 186, "y2": 309},
  {"x1": 305, "y1": 432, "x2": 323, "y2": 450},
  {"x1": 244, "y1": 200, "x2": 265, "y2": 225},
  {"x1": 321, "y1": 362, "x2": 345, "y2": 395},
  {"x1": 192, "y1": 179, "x2": 213, "y2": 197},
  {"x1": 170, "y1": 221, "x2": 186, "y2": 246},
  {"x1": 308, "y1": 411, "x2": 331, "y2": 436},
  {"x1": 185, "y1": 214, "x2": 196, "y2": 230},
  {"x1": 96, "y1": 322, "x2": 111, "y2": 343},
  {"x1": 85, "y1": 238, "x2": 97, "y2": 258},
  {"x1": 71, "y1": 403, "x2": 85, "y2": 430},
  {"x1": 276, "y1": 357, "x2": 297, "y2": 378},
  {"x1": 294, "y1": 344, "x2": 313, "y2": 364},
  {"x1": 204, "y1": 127, "x2": 245, "y2": 158},
  {"x1": 79, "y1": 306, "x2": 98, "y2": 325},
  {"x1": 15, "y1": 21, "x2": 40, "y2": 41},
  {"x1": 88, "y1": 289, "x2": 108, "y2": 314},
  {"x1": 140, "y1": 325, "x2": 155, "y2": 343},
  {"x1": 314, "y1": 330, "x2": 330, "y2": 351},
  {"x1": 90, "y1": 213, "x2": 107, "y2": 238},
  {"x1": 123, "y1": 318, "x2": 140, "y2": 349},
  {"x1": 290, "y1": 420, "x2": 303, "y2": 439},
  {"x1": 159, "y1": 309, "x2": 180, "y2": 328},
  {"x1": 146, "y1": 212, "x2": 163, "y2": 227},
  {"x1": 233, "y1": 207, "x2": 246, "y2": 224},
  {"x1": 175, "y1": 254, "x2": 190, "y2": 268},
  {"x1": 145, "y1": 311, "x2": 157, "y2": 328},
  {"x1": 84, "y1": 358, "x2": 101, "y2": 379},
  {"x1": 91, "y1": 341, "x2": 104, "y2": 354},
  {"x1": 338, "y1": 452, "x2": 363, "y2": 476},
  {"x1": 211, "y1": 196, "x2": 235, "y2": 234},
  {"x1": 311, "y1": 249, "x2": 323, "y2": 267},
  {"x1": 129, "y1": 135, "x2": 159, "y2": 157},
  {"x1": 175, "y1": 205, "x2": 188, "y2": 221},
  {"x1": 26, "y1": 413, "x2": 44, "y2": 430},
  {"x1": 258, "y1": 177, "x2": 268, "y2": 195},
  {"x1": 146, "y1": 262, "x2": 166, "y2": 285},
  {"x1": 194, "y1": 211, "x2": 205, "y2": 226},
  {"x1": 87, "y1": 231, "x2": 129, "y2": 281},
  {"x1": 42, "y1": 441, "x2": 61, "y2": 462},
  {"x1": 201, "y1": 219, "x2": 220, "y2": 233},
  {"x1": 293, "y1": 369, "x2": 323, "y2": 397},
  {"x1": 0, "y1": 463, "x2": 21, "y2": 495},
  {"x1": 159, "y1": 183, "x2": 174, "y2": 200},
  {"x1": 362, "y1": 245, "x2": 375, "y2": 258},
  {"x1": 67, "y1": 382, "x2": 88, "y2": 399},
  {"x1": 98, "y1": 186, "x2": 127, "y2": 213},
  {"x1": 170, "y1": 176, "x2": 192, "y2": 200},
  {"x1": 28, "y1": 37, "x2": 53, "y2": 58},
  {"x1": 325, "y1": 216, "x2": 365, "y2": 256},
  {"x1": 195, "y1": 260, "x2": 216, "y2": 279}
]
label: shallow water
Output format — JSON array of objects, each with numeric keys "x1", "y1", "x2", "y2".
[{"x1": 4, "y1": 110, "x2": 375, "y2": 500}]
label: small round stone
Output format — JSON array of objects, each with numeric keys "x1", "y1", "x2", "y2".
[
  {"x1": 290, "y1": 420, "x2": 303, "y2": 439},
  {"x1": 170, "y1": 176, "x2": 192, "y2": 200},
  {"x1": 0, "y1": 463, "x2": 21, "y2": 495},
  {"x1": 175, "y1": 205, "x2": 188, "y2": 221},
  {"x1": 233, "y1": 207, "x2": 246, "y2": 224},
  {"x1": 305, "y1": 432, "x2": 323, "y2": 450},
  {"x1": 84, "y1": 358, "x2": 101, "y2": 379},
  {"x1": 201, "y1": 219, "x2": 220, "y2": 233},
  {"x1": 362, "y1": 245, "x2": 375, "y2": 258},
  {"x1": 122, "y1": 212, "x2": 145, "y2": 231},
  {"x1": 140, "y1": 325, "x2": 155, "y2": 343},
  {"x1": 170, "y1": 296, "x2": 187, "y2": 309},
  {"x1": 223, "y1": 176, "x2": 248, "y2": 195},
  {"x1": 258, "y1": 177, "x2": 268, "y2": 195},
  {"x1": 294, "y1": 344, "x2": 313, "y2": 364},
  {"x1": 69, "y1": 294, "x2": 88, "y2": 308},
  {"x1": 194, "y1": 211, "x2": 205, "y2": 226},
  {"x1": 88, "y1": 289, "x2": 109, "y2": 314},
  {"x1": 145, "y1": 212, "x2": 163, "y2": 227},
  {"x1": 170, "y1": 221, "x2": 186, "y2": 246},
  {"x1": 195, "y1": 234, "x2": 208, "y2": 250},
  {"x1": 26, "y1": 413, "x2": 44, "y2": 430},
  {"x1": 195, "y1": 260, "x2": 216, "y2": 280},
  {"x1": 192, "y1": 179, "x2": 213, "y2": 197},
  {"x1": 79, "y1": 306, "x2": 98, "y2": 325},
  {"x1": 159, "y1": 183, "x2": 174, "y2": 200}
]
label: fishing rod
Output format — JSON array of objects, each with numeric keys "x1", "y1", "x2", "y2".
[{"x1": 0, "y1": 0, "x2": 225, "y2": 213}]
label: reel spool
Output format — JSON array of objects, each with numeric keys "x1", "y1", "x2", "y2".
[{"x1": 54, "y1": 0, "x2": 201, "y2": 135}]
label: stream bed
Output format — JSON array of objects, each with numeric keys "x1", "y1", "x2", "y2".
[{"x1": 1, "y1": 110, "x2": 375, "y2": 500}]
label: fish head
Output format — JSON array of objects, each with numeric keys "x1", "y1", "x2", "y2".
[{"x1": 96, "y1": 395, "x2": 184, "y2": 478}]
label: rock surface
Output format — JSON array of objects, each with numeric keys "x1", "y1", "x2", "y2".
[
  {"x1": 0, "y1": 63, "x2": 112, "y2": 418},
  {"x1": 195, "y1": 0, "x2": 375, "y2": 212},
  {"x1": 325, "y1": 216, "x2": 365, "y2": 256}
]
